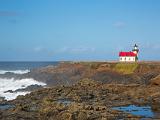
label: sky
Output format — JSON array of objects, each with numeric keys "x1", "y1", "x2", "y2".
[{"x1": 0, "y1": 0, "x2": 160, "y2": 61}]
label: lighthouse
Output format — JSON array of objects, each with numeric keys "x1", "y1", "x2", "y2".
[
  {"x1": 132, "y1": 44, "x2": 139, "y2": 54},
  {"x1": 119, "y1": 44, "x2": 139, "y2": 62},
  {"x1": 132, "y1": 44, "x2": 139, "y2": 61}
]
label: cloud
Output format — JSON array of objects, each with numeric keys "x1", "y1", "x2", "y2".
[
  {"x1": 34, "y1": 46, "x2": 45, "y2": 52},
  {"x1": 143, "y1": 43, "x2": 160, "y2": 50},
  {"x1": 59, "y1": 46, "x2": 95, "y2": 54},
  {"x1": 0, "y1": 11, "x2": 19, "y2": 17},
  {"x1": 33, "y1": 46, "x2": 55, "y2": 57},
  {"x1": 113, "y1": 21, "x2": 126, "y2": 28}
]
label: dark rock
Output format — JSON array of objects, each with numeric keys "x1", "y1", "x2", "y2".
[
  {"x1": 4, "y1": 90, "x2": 14, "y2": 93},
  {"x1": 15, "y1": 84, "x2": 43, "y2": 92},
  {"x1": 0, "y1": 97, "x2": 5, "y2": 102}
]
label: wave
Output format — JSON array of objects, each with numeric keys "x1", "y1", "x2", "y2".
[
  {"x1": 0, "y1": 70, "x2": 30, "y2": 75},
  {"x1": 0, "y1": 78, "x2": 46, "y2": 100}
]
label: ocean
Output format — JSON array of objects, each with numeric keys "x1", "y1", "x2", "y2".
[{"x1": 0, "y1": 62, "x2": 58, "y2": 100}]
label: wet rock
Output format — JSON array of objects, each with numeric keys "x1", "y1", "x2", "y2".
[
  {"x1": 152, "y1": 99, "x2": 160, "y2": 112},
  {"x1": 0, "y1": 97, "x2": 5, "y2": 102},
  {"x1": 151, "y1": 105, "x2": 160, "y2": 112},
  {"x1": 15, "y1": 84, "x2": 43, "y2": 92},
  {"x1": 4, "y1": 90, "x2": 14, "y2": 93}
]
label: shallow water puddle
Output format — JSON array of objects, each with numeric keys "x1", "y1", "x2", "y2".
[
  {"x1": 112, "y1": 105, "x2": 160, "y2": 118},
  {"x1": 113, "y1": 105, "x2": 153, "y2": 117},
  {"x1": 0, "y1": 104, "x2": 15, "y2": 110},
  {"x1": 57, "y1": 99, "x2": 72, "y2": 106}
]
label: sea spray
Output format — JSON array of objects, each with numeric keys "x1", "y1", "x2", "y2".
[
  {"x1": 0, "y1": 78, "x2": 46, "y2": 100},
  {"x1": 0, "y1": 70, "x2": 30, "y2": 74}
]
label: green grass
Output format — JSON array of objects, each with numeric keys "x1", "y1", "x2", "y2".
[{"x1": 114, "y1": 63, "x2": 138, "y2": 74}]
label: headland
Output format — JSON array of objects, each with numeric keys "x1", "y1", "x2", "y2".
[{"x1": 0, "y1": 61, "x2": 160, "y2": 119}]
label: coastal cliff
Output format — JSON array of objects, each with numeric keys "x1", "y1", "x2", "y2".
[
  {"x1": 1, "y1": 62, "x2": 160, "y2": 119},
  {"x1": 27, "y1": 61, "x2": 160, "y2": 86}
]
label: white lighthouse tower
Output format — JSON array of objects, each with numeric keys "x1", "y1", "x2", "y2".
[{"x1": 132, "y1": 44, "x2": 139, "y2": 61}]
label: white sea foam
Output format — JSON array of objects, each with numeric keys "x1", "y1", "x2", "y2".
[
  {"x1": 0, "y1": 70, "x2": 30, "y2": 74},
  {"x1": 0, "y1": 78, "x2": 46, "y2": 100}
]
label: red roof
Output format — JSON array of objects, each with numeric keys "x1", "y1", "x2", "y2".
[{"x1": 119, "y1": 51, "x2": 137, "y2": 57}]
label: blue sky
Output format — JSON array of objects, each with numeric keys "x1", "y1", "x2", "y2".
[{"x1": 0, "y1": 0, "x2": 160, "y2": 61}]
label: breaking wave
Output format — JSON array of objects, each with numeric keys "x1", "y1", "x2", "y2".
[
  {"x1": 0, "y1": 70, "x2": 30, "y2": 75},
  {"x1": 0, "y1": 78, "x2": 46, "y2": 100}
]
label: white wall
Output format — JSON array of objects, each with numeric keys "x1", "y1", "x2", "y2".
[{"x1": 119, "y1": 57, "x2": 136, "y2": 62}]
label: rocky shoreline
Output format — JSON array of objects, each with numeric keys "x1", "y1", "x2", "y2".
[{"x1": 0, "y1": 62, "x2": 160, "y2": 119}]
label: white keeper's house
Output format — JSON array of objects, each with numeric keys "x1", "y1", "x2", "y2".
[{"x1": 119, "y1": 44, "x2": 139, "y2": 62}]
